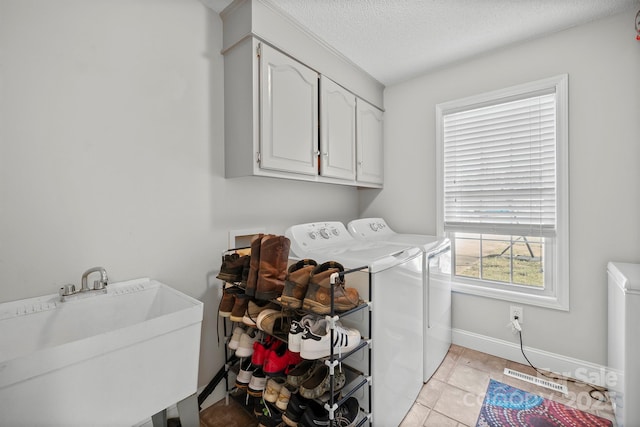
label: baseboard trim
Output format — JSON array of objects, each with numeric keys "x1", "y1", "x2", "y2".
[{"x1": 452, "y1": 328, "x2": 610, "y2": 388}]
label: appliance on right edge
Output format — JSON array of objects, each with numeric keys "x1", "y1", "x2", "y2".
[
  {"x1": 608, "y1": 261, "x2": 640, "y2": 427},
  {"x1": 348, "y1": 217, "x2": 452, "y2": 382}
]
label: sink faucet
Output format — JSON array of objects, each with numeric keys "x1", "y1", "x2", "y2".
[
  {"x1": 59, "y1": 266, "x2": 109, "y2": 301},
  {"x1": 81, "y1": 267, "x2": 108, "y2": 292}
]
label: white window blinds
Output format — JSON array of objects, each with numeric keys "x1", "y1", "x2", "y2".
[{"x1": 442, "y1": 91, "x2": 557, "y2": 237}]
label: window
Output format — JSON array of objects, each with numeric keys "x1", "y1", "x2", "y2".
[{"x1": 436, "y1": 75, "x2": 568, "y2": 310}]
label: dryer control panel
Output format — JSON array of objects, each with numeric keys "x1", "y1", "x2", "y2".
[
  {"x1": 285, "y1": 221, "x2": 353, "y2": 256},
  {"x1": 348, "y1": 218, "x2": 394, "y2": 238}
]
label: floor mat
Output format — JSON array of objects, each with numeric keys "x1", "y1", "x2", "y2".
[
  {"x1": 199, "y1": 396, "x2": 258, "y2": 427},
  {"x1": 476, "y1": 379, "x2": 612, "y2": 427}
]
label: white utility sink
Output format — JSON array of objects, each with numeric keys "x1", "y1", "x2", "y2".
[{"x1": 0, "y1": 278, "x2": 203, "y2": 426}]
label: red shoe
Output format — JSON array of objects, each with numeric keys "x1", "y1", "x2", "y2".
[
  {"x1": 264, "y1": 343, "x2": 302, "y2": 376},
  {"x1": 252, "y1": 335, "x2": 280, "y2": 367}
]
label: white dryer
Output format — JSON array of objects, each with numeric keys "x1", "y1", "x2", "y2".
[
  {"x1": 347, "y1": 217, "x2": 452, "y2": 382},
  {"x1": 285, "y1": 221, "x2": 424, "y2": 427}
]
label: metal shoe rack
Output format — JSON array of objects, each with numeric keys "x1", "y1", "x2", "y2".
[
  {"x1": 200, "y1": 247, "x2": 373, "y2": 427},
  {"x1": 198, "y1": 246, "x2": 248, "y2": 409},
  {"x1": 325, "y1": 266, "x2": 373, "y2": 427}
]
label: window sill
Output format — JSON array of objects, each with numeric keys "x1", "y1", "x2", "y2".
[{"x1": 451, "y1": 280, "x2": 569, "y2": 311}]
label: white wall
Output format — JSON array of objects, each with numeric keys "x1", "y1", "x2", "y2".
[
  {"x1": 0, "y1": 0, "x2": 359, "y2": 390},
  {"x1": 360, "y1": 9, "x2": 640, "y2": 366},
  {"x1": 3, "y1": 0, "x2": 638, "y2": 404}
]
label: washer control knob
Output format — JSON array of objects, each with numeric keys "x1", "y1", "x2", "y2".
[
  {"x1": 319, "y1": 229, "x2": 330, "y2": 239},
  {"x1": 308, "y1": 232, "x2": 316, "y2": 240}
]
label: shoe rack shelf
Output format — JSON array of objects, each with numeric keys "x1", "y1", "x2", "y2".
[
  {"x1": 324, "y1": 266, "x2": 372, "y2": 427},
  {"x1": 198, "y1": 246, "x2": 250, "y2": 410},
  {"x1": 204, "y1": 246, "x2": 373, "y2": 427}
]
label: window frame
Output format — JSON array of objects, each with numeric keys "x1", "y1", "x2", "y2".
[{"x1": 436, "y1": 75, "x2": 569, "y2": 310}]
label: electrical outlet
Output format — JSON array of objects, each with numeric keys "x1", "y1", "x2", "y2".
[{"x1": 510, "y1": 305, "x2": 524, "y2": 324}]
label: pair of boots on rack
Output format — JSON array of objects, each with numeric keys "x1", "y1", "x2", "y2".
[
  {"x1": 219, "y1": 284, "x2": 250, "y2": 322},
  {"x1": 246, "y1": 233, "x2": 291, "y2": 301},
  {"x1": 280, "y1": 260, "x2": 361, "y2": 314},
  {"x1": 216, "y1": 252, "x2": 250, "y2": 285}
]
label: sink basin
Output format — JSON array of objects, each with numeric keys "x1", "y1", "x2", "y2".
[{"x1": 0, "y1": 278, "x2": 203, "y2": 426}]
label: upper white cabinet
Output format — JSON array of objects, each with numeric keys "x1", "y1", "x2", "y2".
[
  {"x1": 356, "y1": 99, "x2": 384, "y2": 185},
  {"x1": 260, "y1": 44, "x2": 318, "y2": 176},
  {"x1": 320, "y1": 76, "x2": 357, "y2": 181},
  {"x1": 220, "y1": 0, "x2": 384, "y2": 188}
]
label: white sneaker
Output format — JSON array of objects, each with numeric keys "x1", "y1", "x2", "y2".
[
  {"x1": 248, "y1": 367, "x2": 267, "y2": 397},
  {"x1": 300, "y1": 319, "x2": 361, "y2": 360},
  {"x1": 288, "y1": 314, "x2": 318, "y2": 353},
  {"x1": 235, "y1": 329, "x2": 260, "y2": 358},
  {"x1": 228, "y1": 326, "x2": 245, "y2": 350},
  {"x1": 235, "y1": 358, "x2": 255, "y2": 389}
]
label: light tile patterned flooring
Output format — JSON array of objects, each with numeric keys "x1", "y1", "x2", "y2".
[{"x1": 400, "y1": 345, "x2": 616, "y2": 427}]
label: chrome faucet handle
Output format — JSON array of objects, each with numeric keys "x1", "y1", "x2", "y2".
[{"x1": 59, "y1": 284, "x2": 77, "y2": 296}]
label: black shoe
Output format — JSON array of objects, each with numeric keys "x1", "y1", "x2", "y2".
[
  {"x1": 282, "y1": 392, "x2": 311, "y2": 427},
  {"x1": 333, "y1": 397, "x2": 360, "y2": 427},
  {"x1": 299, "y1": 399, "x2": 329, "y2": 427},
  {"x1": 253, "y1": 396, "x2": 265, "y2": 418},
  {"x1": 299, "y1": 396, "x2": 359, "y2": 427},
  {"x1": 257, "y1": 414, "x2": 283, "y2": 427},
  {"x1": 255, "y1": 399, "x2": 283, "y2": 425}
]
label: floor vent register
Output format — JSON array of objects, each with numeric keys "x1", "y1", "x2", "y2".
[{"x1": 503, "y1": 368, "x2": 569, "y2": 395}]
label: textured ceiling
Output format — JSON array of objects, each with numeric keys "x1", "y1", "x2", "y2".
[{"x1": 208, "y1": 0, "x2": 640, "y2": 85}]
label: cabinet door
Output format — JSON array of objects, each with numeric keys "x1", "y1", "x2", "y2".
[
  {"x1": 356, "y1": 99, "x2": 384, "y2": 185},
  {"x1": 259, "y1": 44, "x2": 319, "y2": 176},
  {"x1": 320, "y1": 76, "x2": 356, "y2": 180}
]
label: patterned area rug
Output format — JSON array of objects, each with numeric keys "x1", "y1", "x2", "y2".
[{"x1": 476, "y1": 379, "x2": 612, "y2": 427}]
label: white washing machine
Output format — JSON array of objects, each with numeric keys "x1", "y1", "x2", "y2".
[
  {"x1": 608, "y1": 261, "x2": 640, "y2": 427},
  {"x1": 347, "y1": 217, "x2": 452, "y2": 382},
  {"x1": 285, "y1": 221, "x2": 424, "y2": 427}
]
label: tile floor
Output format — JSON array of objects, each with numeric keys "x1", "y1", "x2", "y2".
[{"x1": 399, "y1": 345, "x2": 616, "y2": 427}]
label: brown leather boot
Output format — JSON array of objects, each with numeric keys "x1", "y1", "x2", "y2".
[
  {"x1": 216, "y1": 253, "x2": 249, "y2": 283},
  {"x1": 240, "y1": 255, "x2": 251, "y2": 289},
  {"x1": 280, "y1": 259, "x2": 317, "y2": 309},
  {"x1": 230, "y1": 294, "x2": 250, "y2": 323},
  {"x1": 218, "y1": 291, "x2": 235, "y2": 317},
  {"x1": 254, "y1": 235, "x2": 291, "y2": 301},
  {"x1": 302, "y1": 261, "x2": 361, "y2": 314},
  {"x1": 219, "y1": 284, "x2": 244, "y2": 317},
  {"x1": 245, "y1": 233, "x2": 265, "y2": 297}
]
